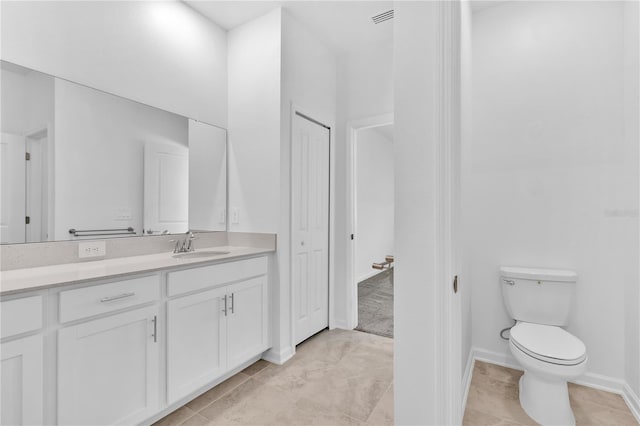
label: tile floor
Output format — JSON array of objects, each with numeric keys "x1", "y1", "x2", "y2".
[
  {"x1": 464, "y1": 361, "x2": 639, "y2": 426},
  {"x1": 154, "y1": 329, "x2": 393, "y2": 426},
  {"x1": 155, "y1": 330, "x2": 638, "y2": 426}
]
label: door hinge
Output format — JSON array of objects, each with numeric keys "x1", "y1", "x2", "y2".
[
  {"x1": 25, "y1": 152, "x2": 31, "y2": 161},
  {"x1": 453, "y1": 275, "x2": 459, "y2": 294},
  {"x1": 25, "y1": 216, "x2": 30, "y2": 225}
]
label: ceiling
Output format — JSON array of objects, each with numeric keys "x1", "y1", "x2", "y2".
[{"x1": 184, "y1": 1, "x2": 394, "y2": 55}]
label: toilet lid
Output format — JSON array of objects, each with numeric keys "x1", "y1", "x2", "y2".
[{"x1": 510, "y1": 322, "x2": 587, "y2": 366}]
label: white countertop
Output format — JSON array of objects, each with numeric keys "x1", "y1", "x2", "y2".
[{"x1": 0, "y1": 246, "x2": 273, "y2": 295}]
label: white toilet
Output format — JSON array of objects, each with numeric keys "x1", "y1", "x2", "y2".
[{"x1": 500, "y1": 266, "x2": 587, "y2": 426}]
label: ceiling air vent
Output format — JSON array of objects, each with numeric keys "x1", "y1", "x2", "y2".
[{"x1": 371, "y1": 9, "x2": 394, "y2": 24}]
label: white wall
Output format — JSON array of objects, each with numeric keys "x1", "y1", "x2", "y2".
[
  {"x1": 334, "y1": 39, "x2": 394, "y2": 326},
  {"x1": 468, "y1": 1, "x2": 636, "y2": 384},
  {"x1": 394, "y1": 2, "x2": 442, "y2": 423},
  {"x1": 54, "y1": 79, "x2": 187, "y2": 240},
  {"x1": 623, "y1": 0, "x2": 640, "y2": 397},
  {"x1": 1, "y1": 1, "x2": 227, "y2": 126},
  {"x1": 355, "y1": 127, "x2": 394, "y2": 281},
  {"x1": 227, "y1": 9, "x2": 282, "y2": 234}
]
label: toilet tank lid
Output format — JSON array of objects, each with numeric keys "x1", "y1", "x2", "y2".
[{"x1": 499, "y1": 266, "x2": 577, "y2": 282}]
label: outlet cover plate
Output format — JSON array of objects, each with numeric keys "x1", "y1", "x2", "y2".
[{"x1": 78, "y1": 241, "x2": 106, "y2": 258}]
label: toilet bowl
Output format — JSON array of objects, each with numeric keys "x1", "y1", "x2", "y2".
[{"x1": 509, "y1": 321, "x2": 587, "y2": 426}]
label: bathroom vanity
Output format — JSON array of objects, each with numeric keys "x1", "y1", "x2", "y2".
[{"x1": 0, "y1": 244, "x2": 274, "y2": 425}]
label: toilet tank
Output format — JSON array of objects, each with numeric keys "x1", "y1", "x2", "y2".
[{"x1": 500, "y1": 266, "x2": 577, "y2": 326}]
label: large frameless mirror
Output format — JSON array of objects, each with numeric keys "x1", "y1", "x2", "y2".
[{"x1": 0, "y1": 61, "x2": 227, "y2": 244}]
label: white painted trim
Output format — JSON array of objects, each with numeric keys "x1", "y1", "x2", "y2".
[
  {"x1": 436, "y1": 2, "x2": 462, "y2": 423},
  {"x1": 357, "y1": 268, "x2": 390, "y2": 284},
  {"x1": 462, "y1": 350, "x2": 475, "y2": 413},
  {"x1": 473, "y1": 347, "x2": 521, "y2": 371},
  {"x1": 261, "y1": 346, "x2": 295, "y2": 366},
  {"x1": 471, "y1": 346, "x2": 640, "y2": 422},
  {"x1": 331, "y1": 319, "x2": 350, "y2": 330},
  {"x1": 289, "y1": 103, "x2": 336, "y2": 347},
  {"x1": 345, "y1": 113, "x2": 394, "y2": 331},
  {"x1": 623, "y1": 384, "x2": 640, "y2": 424}
]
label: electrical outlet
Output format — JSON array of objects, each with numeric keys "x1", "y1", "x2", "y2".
[
  {"x1": 78, "y1": 241, "x2": 106, "y2": 258},
  {"x1": 114, "y1": 208, "x2": 132, "y2": 221},
  {"x1": 231, "y1": 208, "x2": 240, "y2": 224}
]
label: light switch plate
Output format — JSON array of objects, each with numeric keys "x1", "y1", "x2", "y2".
[{"x1": 78, "y1": 241, "x2": 106, "y2": 258}]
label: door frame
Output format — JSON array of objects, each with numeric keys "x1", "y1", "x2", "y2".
[
  {"x1": 345, "y1": 113, "x2": 394, "y2": 330},
  {"x1": 289, "y1": 104, "x2": 335, "y2": 349}
]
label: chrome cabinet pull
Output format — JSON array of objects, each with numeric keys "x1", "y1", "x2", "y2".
[
  {"x1": 504, "y1": 279, "x2": 515, "y2": 286},
  {"x1": 151, "y1": 315, "x2": 157, "y2": 343},
  {"x1": 230, "y1": 293, "x2": 235, "y2": 314},
  {"x1": 222, "y1": 294, "x2": 228, "y2": 316},
  {"x1": 100, "y1": 292, "x2": 135, "y2": 303}
]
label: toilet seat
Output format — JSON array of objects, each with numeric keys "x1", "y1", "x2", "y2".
[{"x1": 510, "y1": 322, "x2": 586, "y2": 366}]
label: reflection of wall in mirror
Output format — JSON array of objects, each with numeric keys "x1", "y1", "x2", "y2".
[
  {"x1": 54, "y1": 79, "x2": 188, "y2": 240},
  {"x1": 0, "y1": 64, "x2": 54, "y2": 243},
  {"x1": 188, "y1": 120, "x2": 226, "y2": 232}
]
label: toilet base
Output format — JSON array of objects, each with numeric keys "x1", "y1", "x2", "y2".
[{"x1": 519, "y1": 372, "x2": 575, "y2": 426}]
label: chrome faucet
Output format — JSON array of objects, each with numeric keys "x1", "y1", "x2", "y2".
[{"x1": 171, "y1": 231, "x2": 196, "y2": 253}]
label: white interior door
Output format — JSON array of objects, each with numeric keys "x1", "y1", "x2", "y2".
[
  {"x1": 292, "y1": 113, "x2": 330, "y2": 345},
  {"x1": 143, "y1": 142, "x2": 189, "y2": 234},
  {"x1": 0, "y1": 132, "x2": 26, "y2": 244}
]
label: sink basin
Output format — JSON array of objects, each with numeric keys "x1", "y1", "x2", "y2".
[{"x1": 172, "y1": 250, "x2": 231, "y2": 259}]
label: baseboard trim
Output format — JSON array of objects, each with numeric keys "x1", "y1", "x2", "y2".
[
  {"x1": 357, "y1": 269, "x2": 386, "y2": 283},
  {"x1": 472, "y1": 347, "x2": 640, "y2": 423},
  {"x1": 462, "y1": 350, "x2": 475, "y2": 412},
  {"x1": 623, "y1": 383, "x2": 640, "y2": 424},
  {"x1": 262, "y1": 346, "x2": 294, "y2": 365},
  {"x1": 331, "y1": 319, "x2": 351, "y2": 330}
]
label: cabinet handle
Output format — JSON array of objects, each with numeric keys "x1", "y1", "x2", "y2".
[
  {"x1": 100, "y1": 292, "x2": 135, "y2": 303},
  {"x1": 151, "y1": 315, "x2": 157, "y2": 343},
  {"x1": 230, "y1": 293, "x2": 235, "y2": 314},
  {"x1": 222, "y1": 294, "x2": 228, "y2": 316}
]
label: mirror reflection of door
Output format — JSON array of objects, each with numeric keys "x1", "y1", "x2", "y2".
[
  {"x1": 25, "y1": 128, "x2": 50, "y2": 243},
  {"x1": 0, "y1": 133, "x2": 26, "y2": 243},
  {"x1": 143, "y1": 142, "x2": 189, "y2": 235}
]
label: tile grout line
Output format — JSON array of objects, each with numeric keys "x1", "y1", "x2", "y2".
[
  {"x1": 193, "y1": 373, "x2": 252, "y2": 419},
  {"x1": 364, "y1": 380, "x2": 394, "y2": 424}
]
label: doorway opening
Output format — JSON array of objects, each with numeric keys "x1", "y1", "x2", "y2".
[{"x1": 347, "y1": 114, "x2": 394, "y2": 338}]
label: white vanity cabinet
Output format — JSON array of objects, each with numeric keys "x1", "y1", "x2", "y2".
[
  {"x1": 1, "y1": 296, "x2": 44, "y2": 426},
  {"x1": 1, "y1": 251, "x2": 272, "y2": 426},
  {"x1": 167, "y1": 286, "x2": 228, "y2": 404},
  {"x1": 226, "y1": 276, "x2": 269, "y2": 370},
  {"x1": 57, "y1": 276, "x2": 161, "y2": 426},
  {"x1": 166, "y1": 256, "x2": 269, "y2": 404}
]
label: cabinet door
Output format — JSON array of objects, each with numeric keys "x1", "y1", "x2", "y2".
[
  {"x1": 167, "y1": 286, "x2": 227, "y2": 404},
  {"x1": 226, "y1": 277, "x2": 269, "y2": 370},
  {"x1": 58, "y1": 306, "x2": 159, "y2": 426},
  {"x1": 1, "y1": 335, "x2": 43, "y2": 425}
]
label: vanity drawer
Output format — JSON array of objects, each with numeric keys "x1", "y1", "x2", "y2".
[
  {"x1": 59, "y1": 275, "x2": 160, "y2": 323},
  {"x1": 167, "y1": 256, "x2": 268, "y2": 297},
  {"x1": 1, "y1": 295, "x2": 43, "y2": 339}
]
